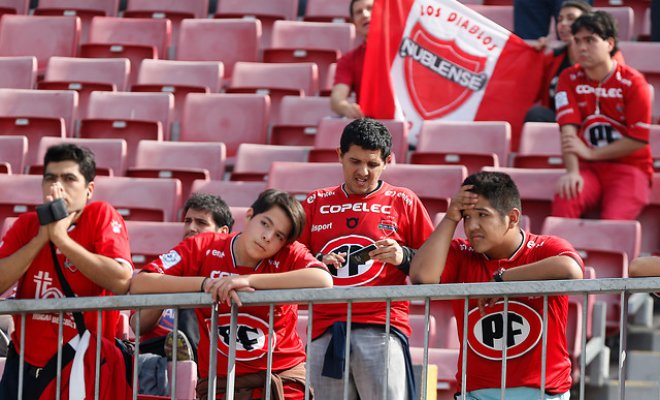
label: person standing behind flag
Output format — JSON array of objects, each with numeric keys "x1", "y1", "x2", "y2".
[
  {"x1": 552, "y1": 11, "x2": 653, "y2": 220},
  {"x1": 330, "y1": 0, "x2": 373, "y2": 119}
]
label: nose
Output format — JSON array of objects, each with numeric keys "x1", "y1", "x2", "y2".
[{"x1": 262, "y1": 229, "x2": 273, "y2": 242}]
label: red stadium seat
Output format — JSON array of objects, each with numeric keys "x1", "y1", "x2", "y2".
[
  {"x1": 0, "y1": 56, "x2": 36, "y2": 89},
  {"x1": 125, "y1": 220, "x2": 184, "y2": 268},
  {"x1": 0, "y1": 135, "x2": 26, "y2": 174},
  {"x1": 127, "y1": 140, "x2": 226, "y2": 201},
  {"x1": 0, "y1": 15, "x2": 80, "y2": 74},
  {"x1": 264, "y1": 20, "x2": 355, "y2": 90},
  {"x1": 512, "y1": 122, "x2": 562, "y2": 169},
  {"x1": 267, "y1": 161, "x2": 344, "y2": 200},
  {"x1": 34, "y1": 0, "x2": 119, "y2": 43},
  {"x1": 232, "y1": 144, "x2": 310, "y2": 182},
  {"x1": 34, "y1": 137, "x2": 127, "y2": 176},
  {"x1": 595, "y1": 6, "x2": 634, "y2": 41},
  {"x1": 176, "y1": 19, "x2": 260, "y2": 80},
  {"x1": 0, "y1": 88, "x2": 77, "y2": 165},
  {"x1": 229, "y1": 206, "x2": 249, "y2": 232},
  {"x1": 408, "y1": 314, "x2": 438, "y2": 349},
  {"x1": 304, "y1": 0, "x2": 351, "y2": 22},
  {"x1": 321, "y1": 62, "x2": 336, "y2": 96},
  {"x1": 271, "y1": 95, "x2": 335, "y2": 146},
  {"x1": 617, "y1": 41, "x2": 660, "y2": 123},
  {"x1": 92, "y1": 176, "x2": 182, "y2": 222},
  {"x1": 638, "y1": 173, "x2": 660, "y2": 256},
  {"x1": 39, "y1": 57, "x2": 130, "y2": 120},
  {"x1": 411, "y1": 121, "x2": 510, "y2": 174},
  {"x1": 228, "y1": 61, "x2": 318, "y2": 123},
  {"x1": 0, "y1": 0, "x2": 29, "y2": 15},
  {"x1": 408, "y1": 299, "x2": 459, "y2": 349},
  {"x1": 81, "y1": 16, "x2": 171, "y2": 85},
  {"x1": 409, "y1": 347, "x2": 459, "y2": 395},
  {"x1": 214, "y1": 0, "x2": 297, "y2": 48},
  {"x1": 190, "y1": 179, "x2": 267, "y2": 208},
  {"x1": 0, "y1": 174, "x2": 42, "y2": 225},
  {"x1": 179, "y1": 93, "x2": 269, "y2": 163},
  {"x1": 80, "y1": 91, "x2": 174, "y2": 164},
  {"x1": 381, "y1": 164, "x2": 467, "y2": 217}
]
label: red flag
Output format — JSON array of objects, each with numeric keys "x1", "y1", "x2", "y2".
[{"x1": 361, "y1": 0, "x2": 544, "y2": 150}]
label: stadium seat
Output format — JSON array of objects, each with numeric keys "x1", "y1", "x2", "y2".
[
  {"x1": 411, "y1": 121, "x2": 510, "y2": 174},
  {"x1": 0, "y1": 174, "x2": 42, "y2": 224},
  {"x1": 638, "y1": 173, "x2": 660, "y2": 256},
  {"x1": 214, "y1": 0, "x2": 298, "y2": 48},
  {"x1": 0, "y1": 56, "x2": 36, "y2": 89},
  {"x1": 321, "y1": 62, "x2": 336, "y2": 96},
  {"x1": 467, "y1": 5, "x2": 513, "y2": 31},
  {"x1": 595, "y1": 6, "x2": 634, "y2": 42},
  {"x1": 125, "y1": 220, "x2": 184, "y2": 268},
  {"x1": 409, "y1": 347, "x2": 459, "y2": 394},
  {"x1": 39, "y1": 57, "x2": 130, "y2": 120},
  {"x1": 651, "y1": 126, "x2": 660, "y2": 172},
  {"x1": 482, "y1": 166, "x2": 564, "y2": 233},
  {"x1": 176, "y1": 19, "x2": 261, "y2": 81},
  {"x1": 0, "y1": 0, "x2": 28, "y2": 15},
  {"x1": 270, "y1": 95, "x2": 335, "y2": 146},
  {"x1": 190, "y1": 179, "x2": 267, "y2": 208},
  {"x1": 81, "y1": 16, "x2": 171, "y2": 85},
  {"x1": 0, "y1": 88, "x2": 77, "y2": 165},
  {"x1": 0, "y1": 15, "x2": 80, "y2": 74},
  {"x1": 0, "y1": 135, "x2": 27, "y2": 174},
  {"x1": 541, "y1": 216, "x2": 641, "y2": 332},
  {"x1": 179, "y1": 93, "x2": 269, "y2": 163},
  {"x1": 309, "y1": 118, "x2": 409, "y2": 163},
  {"x1": 167, "y1": 360, "x2": 198, "y2": 400},
  {"x1": 267, "y1": 161, "x2": 343, "y2": 200},
  {"x1": 264, "y1": 20, "x2": 355, "y2": 90},
  {"x1": 617, "y1": 41, "x2": 660, "y2": 123},
  {"x1": 512, "y1": 122, "x2": 562, "y2": 169},
  {"x1": 303, "y1": 0, "x2": 351, "y2": 22},
  {"x1": 408, "y1": 314, "x2": 438, "y2": 349},
  {"x1": 229, "y1": 206, "x2": 249, "y2": 232},
  {"x1": 127, "y1": 140, "x2": 226, "y2": 202},
  {"x1": 33, "y1": 0, "x2": 119, "y2": 43},
  {"x1": 33, "y1": 137, "x2": 127, "y2": 176},
  {"x1": 381, "y1": 164, "x2": 467, "y2": 217},
  {"x1": 80, "y1": 91, "x2": 174, "y2": 165},
  {"x1": 408, "y1": 299, "x2": 459, "y2": 349},
  {"x1": 232, "y1": 144, "x2": 310, "y2": 182},
  {"x1": 92, "y1": 176, "x2": 182, "y2": 222}
]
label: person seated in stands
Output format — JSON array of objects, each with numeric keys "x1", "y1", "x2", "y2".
[
  {"x1": 628, "y1": 256, "x2": 660, "y2": 277},
  {"x1": 130, "y1": 189, "x2": 333, "y2": 399},
  {"x1": 330, "y1": 0, "x2": 373, "y2": 118},
  {"x1": 552, "y1": 11, "x2": 653, "y2": 220},
  {"x1": 0, "y1": 144, "x2": 133, "y2": 399},
  {"x1": 410, "y1": 171, "x2": 584, "y2": 400}
]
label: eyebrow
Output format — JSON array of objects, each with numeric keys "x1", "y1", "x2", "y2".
[{"x1": 263, "y1": 215, "x2": 288, "y2": 238}]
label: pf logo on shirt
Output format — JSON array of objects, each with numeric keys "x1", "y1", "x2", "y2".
[
  {"x1": 209, "y1": 314, "x2": 274, "y2": 361},
  {"x1": 467, "y1": 301, "x2": 542, "y2": 360},
  {"x1": 319, "y1": 235, "x2": 384, "y2": 287}
]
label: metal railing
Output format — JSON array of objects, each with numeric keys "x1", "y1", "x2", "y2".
[{"x1": 1, "y1": 277, "x2": 660, "y2": 400}]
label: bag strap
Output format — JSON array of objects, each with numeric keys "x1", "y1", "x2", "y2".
[{"x1": 49, "y1": 242, "x2": 87, "y2": 337}]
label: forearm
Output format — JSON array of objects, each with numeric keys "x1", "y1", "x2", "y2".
[
  {"x1": 561, "y1": 125, "x2": 581, "y2": 173},
  {"x1": 130, "y1": 272, "x2": 206, "y2": 295},
  {"x1": 410, "y1": 217, "x2": 456, "y2": 284},
  {"x1": 247, "y1": 267, "x2": 333, "y2": 290},
  {"x1": 0, "y1": 233, "x2": 49, "y2": 293},
  {"x1": 130, "y1": 308, "x2": 164, "y2": 335},
  {"x1": 590, "y1": 137, "x2": 646, "y2": 161},
  {"x1": 629, "y1": 256, "x2": 660, "y2": 277},
  {"x1": 501, "y1": 255, "x2": 583, "y2": 281}
]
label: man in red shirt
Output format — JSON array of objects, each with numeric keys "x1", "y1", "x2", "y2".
[
  {"x1": 0, "y1": 144, "x2": 134, "y2": 399},
  {"x1": 411, "y1": 171, "x2": 584, "y2": 399},
  {"x1": 300, "y1": 118, "x2": 434, "y2": 400},
  {"x1": 130, "y1": 189, "x2": 333, "y2": 399},
  {"x1": 552, "y1": 11, "x2": 653, "y2": 220},
  {"x1": 330, "y1": 0, "x2": 373, "y2": 118}
]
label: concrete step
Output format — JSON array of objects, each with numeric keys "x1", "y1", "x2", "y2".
[
  {"x1": 584, "y1": 379, "x2": 660, "y2": 400},
  {"x1": 627, "y1": 350, "x2": 660, "y2": 381},
  {"x1": 627, "y1": 326, "x2": 660, "y2": 352}
]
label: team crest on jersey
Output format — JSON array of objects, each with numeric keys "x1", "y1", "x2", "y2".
[
  {"x1": 581, "y1": 114, "x2": 624, "y2": 148},
  {"x1": 159, "y1": 250, "x2": 182, "y2": 270},
  {"x1": 401, "y1": 22, "x2": 488, "y2": 119},
  {"x1": 346, "y1": 218, "x2": 359, "y2": 229},
  {"x1": 320, "y1": 235, "x2": 384, "y2": 287},
  {"x1": 208, "y1": 313, "x2": 274, "y2": 361},
  {"x1": 467, "y1": 301, "x2": 542, "y2": 360}
]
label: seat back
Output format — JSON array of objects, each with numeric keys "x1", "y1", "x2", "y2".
[
  {"x1": 231, "y1": 61, "x2": 319, "y2": 96},
  {"x1": 190, "y1": 179, "x2": 267, "y2": 208},
  {"x1": 133, "y1": 140, "x2": 226, "y2": 181},
  {"x1": 0, "y1": 174, "x2": 43, "y2": 224},
  {"x1": 0, "y1": 0, "x2": 29, "y2": 15},
  {"x1": 137, "y1": 59, "x2": 224, "y2": 93},
  {"x1": 514, "y1": 122, "x2": 562, "y2": 168},
  {"x1": 44, "y1": 56, "x2": 130, "y2": 91},
  {"x1": 233, "y1": 144, "x2": 310, "y2": 181},
  {"x1": 37, "y1": 0, "x2": 118, "y2": 17},
  {"x1": 271, "y1": 96, "x2": 335, "y2": 146},
  {"x1": 617, "y1": 41, "x2": 660, "y2": 122},
  {"x1": 125, "y1": 0, "x2": 208, "y2": 18},
  {"x1": 267, "y1": 161, "x2": 344, "y2": 200},
  {"x1": 638, "y1": 173, "x2": 660, "y2": 255},
  {"x1": 86, "y1": 16, "x2": 171, "y2": 59},
  {"x1": 0, "y1": 55, "x2": 36, "y2": 89},
  {"x1": 36, "y1": 137, "x2": 127, "y2": 176},
  {"x1": 125, "y1": 220, "x2": 184, "y2": 268},
  {"x1": 0, "y1": 135, "x2": 27, "y2": 174},
  {"x1": 304, "y1": 0, "x2": 351, "y2": 22},
  {"x1": 270, "y1": 20, "x2": 355, "y2": 54}
]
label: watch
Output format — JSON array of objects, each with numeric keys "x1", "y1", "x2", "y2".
[{"x1": 493, "y1": 267, "x2": 506, "y2": 282}]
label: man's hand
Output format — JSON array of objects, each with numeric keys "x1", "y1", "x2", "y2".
[
  {"x1": 205, "y1": 276, "x2": 255, "y2": 307},
  {"x1": 561, "y1": 134, "x2": 594, "y2": 160},
  {"x1": 339, "y1": 102, "x2": 365, "y2": 119},
  {"x1": 370, "y1": 239, "x2": 404, "y2": 266},
  {"x1": 321, "y1": 252, "x2": 347, "y2": 269},
  {"x1": 556, "y1": 172, "x2": 583, "y2": 199},
  {"x1": 445, "y1": 185, "x2": 478, "y2": 223}
]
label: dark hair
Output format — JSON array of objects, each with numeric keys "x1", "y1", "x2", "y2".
[
  {"x1": 349, "y1": 0, "x2": 360, "y2": 19},
  {"x1": 250, "y1": 189, "x2": 305, "y2": 243},
  {"x1": 571, "y1": 11, "x2": 618, "y2": 56},
  {"x1": 339, "y1": 118, "x2": 392, "y2": 161},
  {"x1": 43, "y1": 144, "x2": 96, "y2": 184},
  {"x1": 462, "y1": 172, "x2": 522, "y2": 217},
  {"x1": 559, "y1": 0, "x2": 592, "y2": 14},
  {"x1": 184, "y1": 193, "x2": 234, "y2": 232}
]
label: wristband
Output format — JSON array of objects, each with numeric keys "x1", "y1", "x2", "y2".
[
  {"x1": 315, "y1": 252, "x2": 324, "y2": 262},
  {"x1": 493, "y1": 268, "x2": 506, "y2": 282},
  {"x1": 200, "y1": 277, "x2": 209, "y2": 292}
]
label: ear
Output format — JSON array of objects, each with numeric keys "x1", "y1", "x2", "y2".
[
  {"x1": 607, "y1": 37, "x2": 615, "y2": 53},
  {"x1": 385, "y1": 154, "x2": 393, "y2": 165},
  {"x1": 218, "y1": 226, "x2": 230, "y2": 234},
  {"x1": 507, "y1": 208, "x2": 521, "y2": 229},
  {"x1": 86, "y1": 181, "x2": 95, "y2": 200},
  {"x1": 245, "y1": 207, "x2": 254, "y2": 221},
  {"x1": 336, "y1": 147, "x2": 343, "y2": 161}
]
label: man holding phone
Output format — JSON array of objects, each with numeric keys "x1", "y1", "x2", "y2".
[{"x1": 299, "y1": 118, "x2": 434, "y2": 400}]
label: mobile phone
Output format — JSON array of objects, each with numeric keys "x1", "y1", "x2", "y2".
[{"x1": 349, "y1": 244, "x2": 377, "y2": 265}]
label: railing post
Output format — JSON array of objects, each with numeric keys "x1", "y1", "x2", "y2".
[{"x1": 587, "y1": 302, "x2": 610, "y2": 386}]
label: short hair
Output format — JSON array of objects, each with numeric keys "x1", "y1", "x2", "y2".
[
  {"x1": 43, "y1": 144, "x2": 96, "y2": 184},
  {"x1": 339, "y1": 118, "x2": 392, "y2": 161},
  {"x1": 571, "y1": 11, "x2": 618, "y2": 56},
  {"x1": 184, "y1": 193, "x2": 234, "y2": 232},
  {"x1": 250, "y1": 189, "x2": 305, "y2": 243},
  {"x1": 560, "y1": 0, "x2": 592, "y2": 14},
  {"x1": 462, "y1": 172, "x2": 522, "y2": 217},
  {"x1": 349, "y1": 0, "x2": 360, "y2": 19}
]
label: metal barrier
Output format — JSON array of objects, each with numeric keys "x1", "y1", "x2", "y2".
[{"x1": 1, "y1": 277, "x2": 660, "y2": 400}]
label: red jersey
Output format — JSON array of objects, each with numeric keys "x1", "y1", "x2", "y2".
[
  {"x1": 300, "y1": 181, "x2": 434, "y2": 338},
  {"x1": 334, "y1": 43, "x2": 365, "y2": 104},
  {"x1": 130, "y1": 308, "x2": 173, "y2": 341},
  {"x1": 440, "y1": 231, "x2": 584, "y2": 394},
  {"x1": 143, "y1": 232, "x2": 325, "y2": 379},
  {"x1": 555, "y1": 62, "x2": 653, "y2": 181},
  {"x1": 0, "y1": 201, "x2": 133, "y2": 367}
]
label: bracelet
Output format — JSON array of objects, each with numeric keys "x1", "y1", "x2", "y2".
[
  {"x1": 200, "y1": 277, "x2": 209, "y2": 292},
  {"x1": 493, "y1": 268, "x2": 506, "y2": 282}
]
